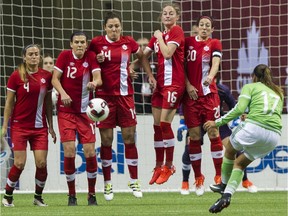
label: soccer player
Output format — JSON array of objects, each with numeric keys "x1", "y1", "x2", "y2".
[
  {"x1": 52, "y1": 31, "x2": 102, "y2": 206},
  {"x1": 204, "y1": 64, "x2": 283, "y2": 213},
  {"x1": 88, "y1": 12, "x2": 156, "y2": 201},
  {"x1": 182, "y1": 15, "x2": 223, "y2": 195},
  {"x1": 142, "y1": 3, "x2": 185, "y2": 185},
  {"x1": 1, "y1": 44, "x2": 56, "y2": 207},
  {"x1": 43, "y1": 54, "x2": 57, "y2": 115},
  {"x1": 178, "y1": 76, "x2": 257, "y2": 195}
]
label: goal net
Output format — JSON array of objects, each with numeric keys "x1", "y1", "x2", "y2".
[{"x1": 0, "y1": 0, "x2": 287, "y2": 192}]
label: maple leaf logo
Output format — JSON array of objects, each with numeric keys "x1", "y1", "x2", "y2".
[{"x1": 236, "y1": 21, "x2": 269, "y2": 93}]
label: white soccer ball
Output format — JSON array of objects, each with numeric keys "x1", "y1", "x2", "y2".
[{"x1": 86, "y1": 98, "x2": 109, "y2": 122}]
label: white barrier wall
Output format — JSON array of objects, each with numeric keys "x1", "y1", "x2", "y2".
[{"x1": 17, "y1": 115, "x2": 288, "y2": 192}]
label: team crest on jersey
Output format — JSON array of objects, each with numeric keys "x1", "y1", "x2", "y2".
[
  {"x1": 204, "y1": 46, "x2": 210, "y2": 51},
  {"x1": 122, "y1": 44, "x2": 127, "y2": 50},
  {"x1": 83, "y1": 62, "x2": 89, "y2": 68},
  {"x1": 189, "y1": 46, "x2": 194, "y2": 50},
  {"x1": 41, "y1": 78, "x2": 46, "y2": 83},
  {"x1": 70, "y1": 62, "x2": 75, "y2": 66},
  {"x1": 165, "y1": 35, "x2": 169, "y2": 40},
  {"x1": 103, "y1": 46, "x2": 108, "y2": 50}
]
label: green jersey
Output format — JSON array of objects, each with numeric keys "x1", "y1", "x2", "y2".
[{"x1": 215, "y1": 82, "x2": 283, "y2": 135}]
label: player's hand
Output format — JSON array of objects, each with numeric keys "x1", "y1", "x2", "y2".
[
  {"x1": 177, "y1": 119, "x2": 188, "y2": 142},
  {"x1": 97, "y1": 53, "x2": 105, "y2": 63},
  {"x1": 60, "y1": 93, "x2": 72, "y2": 107},
  {"x1": 148, "y1": 75, "x2": 157, "y2": 91},
  {"x1": 49, "y1": 128, "x2": 57, "y2": 144},
  {"x1": 87, "y1": 81, "x2": 98, "y2": 91},
  {"x1": 203, "y1": 120, "x2": 216, "y2": 131},
  {"x1": 186, "y1": 83, "x2": 198, "y2": 100},
  {"x1": 203, "y1": 75, "x2": 213, "y2": 86},
  {"x1": 129, "y1": 68, "x2": 139, "y2": 80}
]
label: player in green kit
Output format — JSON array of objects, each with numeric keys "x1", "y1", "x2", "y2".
[{"x1": 203, "y1": 64, "x2": 284, "y2": 213}]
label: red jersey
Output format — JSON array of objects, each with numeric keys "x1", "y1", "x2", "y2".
[
  {"x1": 185, "y1": 36, "x2": 222, "y2": 96},
  {"x1": 7, "y1": 68, "x2": 52, "y2": 129},
  {"x1": 89, "y1": 35, "x2": 139, "y2": 96},
  {"x1": 147, "y1": 25, "x2": 185, "y2": 88},
  {"x1": 54, "y1": 50, "x2": 100, "y2": 113}
]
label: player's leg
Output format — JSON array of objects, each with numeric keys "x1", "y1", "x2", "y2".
[
  {"x1": 99, "y1": 128, "x2": 114, "y2": 201},
  {"x1": 2, "y1": 150, "x2": 26, "y2": 207},
  {"x1": 78, "y1": 114, "x2": 98, "y2": 205},
  {"x1": 181, "y1": 142, "x2": 191, "y2": 195}
]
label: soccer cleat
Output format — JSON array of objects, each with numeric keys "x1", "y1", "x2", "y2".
[
  {"x1": 210, "y1": 182, "x2": 226, "y2": 194},
  {"x1": 68, "y1": 195, "x2": 77, "y2": 206},
  {"x1": 33, "y1": 195, "x2": 48, "y2": 207},
  {"x1": 180, "y1": 181, "x2": 190, "y2": 195},
  {"x1": 155, "y1": 165, "x2": 176, "y2": 184},
  {"x1": 128, "y1": 180, "x2": 143, "y2": 198},
  {"x1": 104, "y1": 183, "x2": 114, "y2": 201},
  {"x1": 242, "y1": 179, "x2": 258, "y2": 193},
  {"x1": 194, "y1": 174, "x2": 205, "y2": 196},
  {"x1": 149, "y1": 167, "x2": 162, "y2": 185},
  {"x1": 214, "y1": 175, "x2": 221, "y2": 184},
  {"x1": 2, "y1": 195, "x2": 14, "y2": 207},
  {"x1": 209, "y1": 194, "x2": 231, "y2": 213},
  {"x1": 87, "y1": 194, "x2": 97, "y2": 206}
]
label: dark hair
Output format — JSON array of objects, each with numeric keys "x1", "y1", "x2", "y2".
[
  {"x1": 253, "y1": 64, "x2": 283, "y2": 99},
  {"x1": 104, "y1": 12, "x2": 122, "y2": 26},
  {"x1": 70, "y1": 31, "x2": 88, "y2": 42},
  {"x1": 196, "y1": 15, "x2": 214, "y2": 28}
]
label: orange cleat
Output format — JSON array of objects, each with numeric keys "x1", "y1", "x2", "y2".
[
  {"x1": 214, "y1": 175, "x2": 222, "y2": 184},
  {"x1": 180, "y1": 181, "x2": 190, "y2": 195},
  {"x1": 155, "y1": 165, "x2": 176, "y2": 184},
  {"x1": 149, "y1": 167, "x2": 162, "y2": 185},
  {"x1": 194, "y1": 174, "x2": 205, "y2": 196},
  {"x1": 242, "y1": 179, "x2": 258, "y2": 193}
]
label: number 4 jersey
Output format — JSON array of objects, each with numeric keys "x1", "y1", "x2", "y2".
[{"x1": 216, "y1": 82, "x2": 283, "y2": 134}]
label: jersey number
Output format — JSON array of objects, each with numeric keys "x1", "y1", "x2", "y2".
[
  {"x1": 261, "y1": 91, "x2": 280, "y2": 116},
  {"x1": 101, "y1": 50, "x2": 111, "y2": 61},
  {"x1": 67, "y1": 66, "x2": 77, "y2": 79},
  {"x1": 186, "y1": 50, "x2": 196, "y2": 61},
  {"x1": 24, "y1": 82, "x2": 29, "y2": 92},
  {"x1": 167, "y1": 91, "x2": 177, "y2": 103}
]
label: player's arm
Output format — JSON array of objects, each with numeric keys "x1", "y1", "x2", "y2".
[
  {"x1": 44, "y1": 90, "x2": 56, "y2": 143},
  {"x1": 135, "y1": 48, "x2": 157, "y2": 90},
  {"x1": 203, "y1": 56, "x2": 221, "y2": 86},
  {"x1": 51, "y1": 69, "x2": 72, "y2": 107},
  {"x1": 87, "y1": 69, "x2": 102, "y2": 91},
  {"x1": 1, "y1": 90, "x2": 15, "y2": 137}
]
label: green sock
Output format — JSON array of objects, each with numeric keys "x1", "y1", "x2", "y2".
[
  {"x1": 221, "y1": 157, "x2": 234, "y2": 184},
  {"x1": 225, "y1": 168, "x2": 244, "y2": 195}
]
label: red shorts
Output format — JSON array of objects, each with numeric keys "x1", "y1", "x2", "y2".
[
  {"x1": 96, "y1": 95, "x2": 137, "y2": 128},
  {"x1": 183, "y1": 93, "x2": 221, "y2": 128},
  {"x1": 151, "y1": 85, "x2": 185, "y2": 109},
  {"x1": 57, "y1": 112, "x2": 96, "y2": 143},
  {"x1": 11, "y1": 126, "x2": 48, "y2": 151}
]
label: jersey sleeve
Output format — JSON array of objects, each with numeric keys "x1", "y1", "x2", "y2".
[
  {"x1": 212, "y1": 39, "x2": 222, "y2": 58},
  {"x1": 54, "y1": 51, "x2": 67, "y2": 73},
  {"x1": 147, "y1": 37, "x2": 156, "y2": 52},
  {"x1": 167, "y1": 25, "x2": 184, "y2": 47},
  {"x1": 7, "y1": 71, "x2": 19, "y2": 92},
  {"x1": 87, "y1": 51, "x2": 101, "y2": 73},
  {"x1": 127, "y1": 36, "x2": 139, "y2": 54},
  {"x1": 215, "y1": 85, "x2": 251, "y2": 127}
]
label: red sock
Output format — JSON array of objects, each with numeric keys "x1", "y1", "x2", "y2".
[
  {"x1": 5, "y1": 165, "x2": 23, "y2": 194},
  {"x1": 189, "y1": 139, "x2": 202, "y2": 178},
  {"x1": 125, "y1": 143, "x2": 138, "y2": 179},
  {"x1": 153, "y1": 125, "x2": 164, "y2": 167},
  {"x1": 100, "y1": 145, "x2": 112, "y2": 181},
  {"x1": 210, "y1": 136, "x2": 223, "y2": 176},
  {"x1": 86, "y1": 156, "x2": 97, "y2": 194},
  {"x1": 35, "y1": 166, "x2": 48, "y2": 195},
  {"x1": 64, "y1": 157, "x2": 76, "y2": 196},
  {"x1": 160, "y1": 122, "x2": 175, "y2": 166}
]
